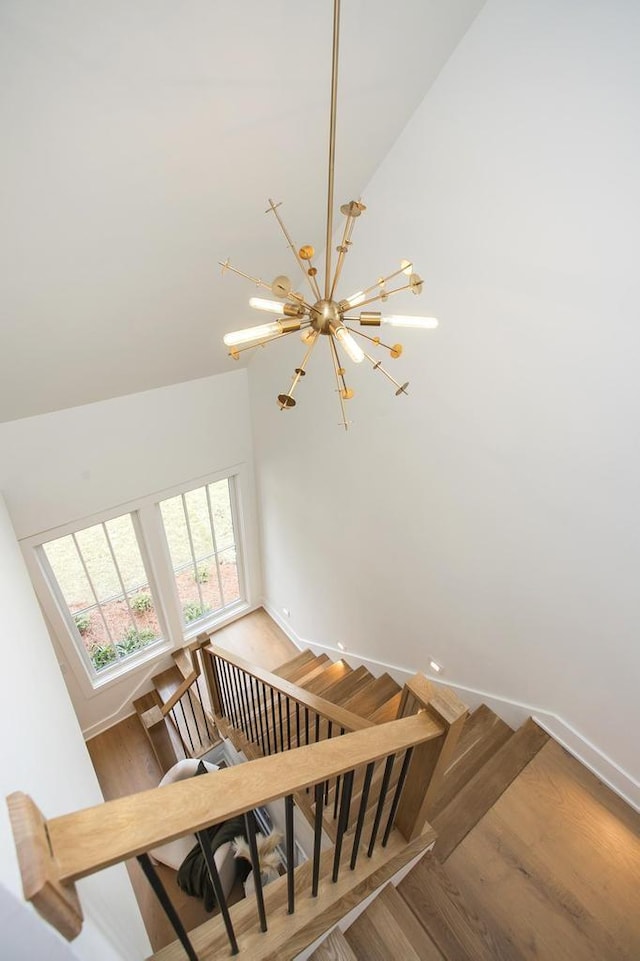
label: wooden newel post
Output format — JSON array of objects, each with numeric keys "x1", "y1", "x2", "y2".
[
  {"x1": 394, "y1": 674, "x2": 468, "y2": 842},
  {"x1": 198, "y1": 635, "x2": 222, "y2": 718}
]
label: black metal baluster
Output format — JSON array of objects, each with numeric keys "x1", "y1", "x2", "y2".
[
  {"x1": 254, "y1": 676, "x2": 267, "y2": 755},
  {"x1": 196, "y1": 827, "x2": 238, "y2": 955},
  {"x1": 261, "y1": 683, "x2": 272, "y2": 755},
  {"x1": 382, "y1": 747, "x2": 414, "y2": 846},
  {"x1": 304, "y1": 706, "x2": 310, "y2": 746},
  {"x1": 312, "y1": 782, "x2": 324, "y2": 897},
  {"x1": 178, "y1": 699, "x2": 195, "y2": 754},
  {"x1": 277, "y1": 692, "x2": 284, "y2": 754},
  {"x1": 137, "y1": 854, "x2": 199, "y2": 961},
  {"x1": 324, "y1": 721, "x2": 333, "y2": 805},
  {"x1": 286, "y1": 696, "x2": 291, "y2": 750},
  {"x1": 242, "y1": 672, "x2": 256, "y2": 745},
  {"x1": 350, "y1": 761, "x2": 375, "y2": 870},
  {"x1": 269, "y1": 688, "x2": 278, "y2": 752},
  {"x1": 332, "y1": 769, "x2": 354, "y2": 883},
  {"x1": 194, "y1": 674, "x2": 212, "y2": 740},
  {"x1": 244, "y1": 812, "x2": 268, "y2": 933},
  {"x1": 285, "y1": 794, "x2": 295, "y2": 914},
  {"x1": 232, "y1": 667, "x2": 248, "y2": 738},
  {"x1": 295, "y1": 702, "x2": 300, "y2": 748},
  {"x1": 367, "y1": 754, "x2": 396, "y2": 857},
  {"x1": 185, "y1": 687, "x2": 200, "y2": 747},
  {"x1": 213, "y1": 657, "x2": 227, "y2": 719},
  {"x1": 333, "y1": 774, "x2": 341, "y2": 820},
  {"x1": 222, "y1": 660, "x2": 238, "y2": 728},
  {"x1": 228, "y1": 664, "x2": 241, "y2": 731},
  {"x1": 238, "y1": 668, "x2": 252, "y2": 740},
  {"x1": 169, "y1": 708, "x2": 189, "y2": 757},
  {"x1": 314, "y1": 712, "x2": 320, "y2": 743},
  {"x1": 219, "y1": 658, "x2": 233, "y2": 723}
]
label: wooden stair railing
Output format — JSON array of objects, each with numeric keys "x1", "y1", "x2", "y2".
[
  {"x1": 137, "y1": 638, "x2": 219, "y2": 771},
  {"x1": 7, "y1": 712, "x2": 445, "y2": 957}
]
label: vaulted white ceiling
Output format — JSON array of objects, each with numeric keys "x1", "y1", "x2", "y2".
[{"x1": 0, "y1": 0, "x2": 484, "y2": 422}]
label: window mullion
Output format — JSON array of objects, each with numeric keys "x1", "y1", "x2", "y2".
[
  {"x1": 72, "y1": 533, "x2": 115, "y2": 648},
  {"x1": 205, "y1": 484, "x2": 225, "y2": 608},
  {"x1": 182, "y1": 494, "x2": 204, "y2": 611},
  {"x1": 102, "y1": 522, "x2": 138, "y2": 644}
]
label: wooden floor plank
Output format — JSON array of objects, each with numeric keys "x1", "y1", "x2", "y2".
[
  {"x1": 308, "y1": 928, "x2": 359, "y2": 961},
  {"x1": 445, "y1": 740, "x2": 640, "y2": 961},
  {"x1": 345, "y1": 883, "x2": 444, "y2": 961},
  {"x1": 428, "y1": 705, "x2": 513, "y2": 820},
  {"x1": 210, "y1": 608, "x2": 299, "y2": 671},
  {"x1": 432, "y1": 718, "x2": 549, "y2": 860},
  {"x1": 398, "y1": 854, "x2": 525, "y2": 961}
]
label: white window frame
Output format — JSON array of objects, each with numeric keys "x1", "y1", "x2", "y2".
[
  {"x1": 21, "y1": 465, "x2": 253, "y2": 697},
  {"x1": 156, "y1": 473, "x2": 247, "y2": 641}
]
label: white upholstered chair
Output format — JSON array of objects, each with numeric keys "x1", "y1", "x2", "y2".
[{"x1": 149, "y1": 759, "x2": 236, "y2": 900}]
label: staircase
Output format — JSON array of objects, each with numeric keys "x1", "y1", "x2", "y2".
[
  {"x1": 8, "y1": 618, "x2": 639, "y2": 961},
  {"x1": 218, "y1": 645, "x2": 638, "y2": 961},
  {"x1": 133, "y1": 639, "x2": 220, "y2": 772}
]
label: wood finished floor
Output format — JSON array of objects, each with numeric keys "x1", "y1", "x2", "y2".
[
  {"x1": 86, "y1": 608, "x2": 298, "y2": 952},
  {"x1": 445, "y1": 739, "x2": 640, "y2": 960}
]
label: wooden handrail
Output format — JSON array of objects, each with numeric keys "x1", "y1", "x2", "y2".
[
  {"x1": 9, "y1": 713, "x2": 443, "y2": 886},
  {"x1": 159, "y1": 668, "x2": 197, "y2": 717},
  {"x1": 205, "y1": 643, "x2": 373, "y2": 733}
]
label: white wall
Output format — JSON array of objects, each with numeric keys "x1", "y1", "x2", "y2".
[
  {"x1": 0, "y1": 495, "x2": 149, "y2": 960},
  {"x1": 0, "y1": 369, "x2": 261, "y2": 734},
  {"x1": 250, "y1": 0, "x2": 640, "y2": 800}
]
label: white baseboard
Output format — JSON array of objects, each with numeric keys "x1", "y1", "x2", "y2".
[{"x1": 263, "y1": 602, "x2": 640, "y2": 812}]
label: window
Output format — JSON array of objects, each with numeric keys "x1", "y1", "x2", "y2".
[
  {"x1": 26, "y1": 468, "x2": 251, "y2": 692},
  {"x1": 41, "y1": 513, "x2": 163, "y2": 674},
  {"x1": 159, "y1": 477, "x2": 243, "y2": 630}
]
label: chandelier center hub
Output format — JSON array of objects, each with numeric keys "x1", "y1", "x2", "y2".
[{"x1": 310, "y1": 299, "x2": 342, "y2": 335}]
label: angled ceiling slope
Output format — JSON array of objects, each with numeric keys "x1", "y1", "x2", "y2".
[{"x1": 0, "y1": 0, "x2": 484, "y2": 423}]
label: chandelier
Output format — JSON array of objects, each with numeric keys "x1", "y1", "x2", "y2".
[{"x1": 221, "y1": 0, "x2": 438, "y2": 429}]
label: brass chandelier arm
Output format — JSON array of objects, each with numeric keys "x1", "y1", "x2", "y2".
[
  {"x1": 265, "y1": 199, "x2": 322, "y2": 301},
  {"x1": 218, "y1": 260, "x2": 274, "y2": 293},
  {"x1": 329, "y1": 208, "x2": 359, "y2": 301},
  {"x1": 361, "y1": 347, "x2": 409, "y2": 396},
  {"x1": 348, "y1": 282, "x2": 414, "y2": 312},
  {"x1": 219, "y1": 259, "x2": 315, "y2": 313},
  {"x1": 343, "y1": 263, "x2": 413, "y2": 305},
  {"x1": 324, "y1": 0, "x2": 341, "y2": 298},
  {"x1": 344, "y1": 325, "x2": 397, "y2": 352},
  {"x1": 279, "y1": 331, "x2": 321, "y2": 406},
  {"x1": 329, "y1": 334, "x2": 350, "y2": 430}
]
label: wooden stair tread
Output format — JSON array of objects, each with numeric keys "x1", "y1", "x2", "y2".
[
  {"x1": 428, "y1": 704, "x2": 513, "y2": 820},
  {"x1": 151, "y1": 665, "x2": 184, "y2": 704},
  {"x1": 309, "y1": 928, "x2": 359, "y2": 961},
  {"x1": 345, "y1": 883, "x2": 444, "y2": 961},
  {"x1": 300, "y1": 660, "x2": 353, "y2": 696},
  {"x1": 342, "y1": 674, "x2": 401, "y2": 720},
  {"x1": 272, "y1": 649, "x2": 317, "y2": 680},
  {"x1": 319, "y1": 667, "x2": 373, "y2": 709},
  {"x1": 369, "y1": 692, "x2": 402, "y2": 724},
  {"x1": 278, "y1": 653, "x2": 330, "y2": 684},
  {"x1": 399, "y1": 854, "x2": 524, "y2": 961},
  {"x1": 291, "y1": 656, "x2": 334, "y2": 688},
  {"x1": 432, "y1": 718, "x2": 549, "y2": 861}
]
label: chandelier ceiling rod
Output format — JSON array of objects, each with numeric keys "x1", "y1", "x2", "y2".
[{"x1": 324, "y1": 0, "x2": 341, "y2": 299}]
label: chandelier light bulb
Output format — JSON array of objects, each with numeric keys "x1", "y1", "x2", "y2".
[
  {"x1": 345, "y1": 290, "x2": 366, "y2": 307},
  {"x1": 334, "y1": 325, "x2": 365, "y2": 364},
  {"x1": 382, "y1": 315, "x2": 439, "y2": 330},
  {"x1": 223, "y1": 321, "x2": 284, "y2": 347},
  {"x1": 249, "y1": 297, "x2": 286, "y2": 314}
]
